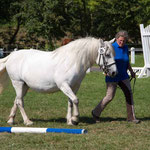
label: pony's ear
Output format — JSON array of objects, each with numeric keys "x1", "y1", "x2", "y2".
[
  {"x1": 109, "y1": 38, "x2": 115, "y2": 43},
  {"x1": 99, "y1": 38, "x2": 105, "y2": 46},
  {"x1": 99, "y1": 38, "x2": 104, "y2": 43}
]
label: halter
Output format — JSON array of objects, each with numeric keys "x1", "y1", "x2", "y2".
[{"x1": 97, "y1": 47, "x2": 116, "y2": 74}]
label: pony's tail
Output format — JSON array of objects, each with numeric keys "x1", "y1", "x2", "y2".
[{"x1": 0, "y1": 55, "x2": 10, "y2": 94}]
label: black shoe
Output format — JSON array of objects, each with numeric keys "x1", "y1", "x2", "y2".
[
  {"x1": 127, "y1": 119, "x2": 141, "y2": 124},
  {"x1": 91, "y1": 110, "x2": 100, "y2": 123}
]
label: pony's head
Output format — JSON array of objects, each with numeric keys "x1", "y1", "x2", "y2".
[{"x1": 96, "y1": 39, "x2": 117, "y2": 77}]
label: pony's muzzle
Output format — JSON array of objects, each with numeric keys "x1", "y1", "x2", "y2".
[
  {"x1": 112, "y1": 71, "x2": 117, "y2": 77},
  {"x1": 106, "y1": 70, "x2": 117, "y2": 77},
  {"x1": 111, "y1": 69, "x2": 118, "y2": 77}
]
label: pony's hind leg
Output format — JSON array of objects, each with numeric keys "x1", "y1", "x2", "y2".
[
  {"x1": 7, "y1": 81, "x2": 28, "y2": 125},
  {"x1": 7, "y1": 80, "x2": 32, "y2": 125}
]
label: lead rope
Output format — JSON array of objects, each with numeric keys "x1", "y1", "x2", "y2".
[
  {"x1": 117, "y1": 71, "x2": 137, "y2": 93},
  {"x1": 130, "y1": 70, "x2": 138, "y2": 94},
  {"x1": 130, "y1": 77, "x2": 136, "y2": 94}
]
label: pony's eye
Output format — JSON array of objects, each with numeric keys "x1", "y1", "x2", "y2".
[{"x1": 105, "y1": 49, "x2": 110, "y2": 56}]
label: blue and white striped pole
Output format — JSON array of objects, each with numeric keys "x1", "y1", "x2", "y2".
[{"x1": 0, "y1": 127, "x2": 87, "y2": 134}]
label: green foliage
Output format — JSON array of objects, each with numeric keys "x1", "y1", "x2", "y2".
[
  {"x1": 138, "y1": 0, "x2": 150, "y2": 25},
  {"x1": 21, "y1": 0, "x2": 68, "y2": 49},
  {"x1": 90, "y1": 0, "x2": 142, "y2": 43},
  {"x1": 1, "y1": 0, "x2": 150, "y2": 49},
  {"x1": 0, "y1": 0, "x2": 14, "y2": 24}
]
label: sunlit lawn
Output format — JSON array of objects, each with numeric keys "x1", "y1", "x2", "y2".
[{"x1": 0, "y1": 54, "x2": 150, "y2": 150}]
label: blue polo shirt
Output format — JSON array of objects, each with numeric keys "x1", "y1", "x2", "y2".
[{"x1": 106, "y1": 41, "x2": 129, "y2": 82}]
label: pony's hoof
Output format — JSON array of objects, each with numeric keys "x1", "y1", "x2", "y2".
[
  {"x1": 71, "y1": 116, "x2": 79, "y2": 125},
  {"x1": 7, "y1": 121, "x2": 14, "y2": 125},
  {"x1": 24, "y1": 120, "x2": 33, "y2": 126},
  {"x1": 91, "y1": 110, "x2": 100, "y2": 123},
  {"x1": 67, "y1": 120, "x2": 73, "y2": 125},
  {"x1": 67, "y1": 122, "x2": 73, "y2": 125},
  {"x1": 7, "y1": 118, "x2": 14, "y2": 125},
  {"x1": 71, "y1": 120, "x2": 79, "y2": 125}
]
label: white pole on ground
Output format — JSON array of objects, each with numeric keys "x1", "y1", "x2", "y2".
[{"x1": 0, "y1": 127, "x2": 87, "y2": 134}]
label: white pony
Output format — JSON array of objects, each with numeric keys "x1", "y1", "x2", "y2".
[{"x1": 0, "y1": 37, "x2": 117, "y2": 125}]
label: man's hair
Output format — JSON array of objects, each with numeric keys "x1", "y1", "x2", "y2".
[{"x1": 115, "y1": 30, "x2": 128, "y2": 39}]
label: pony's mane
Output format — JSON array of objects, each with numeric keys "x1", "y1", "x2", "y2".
[{"x1": 53, "y1": 37, "x2": 101, "y2": 71}]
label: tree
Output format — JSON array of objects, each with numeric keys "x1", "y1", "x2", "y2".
[
  {"x1": 89, "y1": 0, "x2": 142, "y2": 43},
  {"x1": 1, "y1": 0, "x2": 150, "y2": 50},
  {"x1": 138, "y1": 0, "x2": 150, "y2": 26},
  {"x1": 0, "y1": 0, "x2": 26, "y2": 50},
  {"x1": 22, "y1": 0, "x2": 70, "y2": 50},
  {"x1": 0, "y1": 0, "x2": 14, "y2": 24},
  {"x1": 63, "y1": 0, "x2": 92, "y2": 37}
]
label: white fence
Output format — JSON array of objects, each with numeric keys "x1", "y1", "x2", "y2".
[
  {"x1": 129, "y1": 48, "x2": 146, "y2": 76},
  {"x1": 137, "y1": 24, "x2": 150, "y2": 78}
]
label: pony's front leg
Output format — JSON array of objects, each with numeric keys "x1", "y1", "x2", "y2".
[
  {"x1": 66, "y1": 99, "x2": 73, "y2": 125},
  {"x1": 60, "y1": 82, "x2": 79, "y2": 125},
  {"x1": 72, "y1": 101, "x2": 79, "y2": 125}
]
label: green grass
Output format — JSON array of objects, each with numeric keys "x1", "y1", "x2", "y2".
[
  {"x1": 0, "y1": 54, "x2": 150, "y2": 150},
  {"x1": 130, "y1": 53, "x2": 144, "y2": 67}
]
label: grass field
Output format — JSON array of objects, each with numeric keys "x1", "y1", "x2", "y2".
[{"x1": 0, "y1": 54, "x2": 150, "y2": 150}]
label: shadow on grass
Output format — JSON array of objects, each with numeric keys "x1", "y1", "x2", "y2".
[
  {"x1": 31, "y1": 116, "x2": 135, "y2": 124},
  {"x1": 15, "y1": 116, "x2": 150, "y2": 126},
  {"x1": 138, "y1": 117, "x2": 150, "y2": 121},
  {"x1": 31, "y1": 118, "x2": 66, "y2": 123},
  {"x1": 31, "y1": 117, "x2": 96, "y2": 124},
  {"x1": 80, "y1": 116, "x2": 150, "y2": 123},
  {"x1": 80, "y1": 116, "x2": 126, "y2": 124}
]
